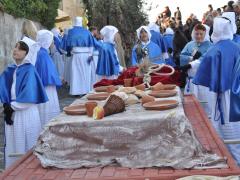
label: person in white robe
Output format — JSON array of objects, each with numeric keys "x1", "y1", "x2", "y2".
[
  {"x1": 0, "y1": 39, "x2": 48, "y2": 167},
  {"x1": 193, "y1": 16, "x2": 240, "y2": 165},
  {"x1": 51, "y1": 28, "x2": 64, "y2": 80},
  {"x1": 98, "y1": 25, "x2": 124, "y2": 80},
  {"x1": 67, "y1": 17, "x2": 98, "y2": 95},
  {"x1": 35, "y1": 30, "x2": 62, "y2": 128},
  {"x1": 179, "y1": 24, "x2": 212, "y2": 115}
]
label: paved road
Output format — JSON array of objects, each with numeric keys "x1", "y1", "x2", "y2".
[{"x1": 0, "y1": 85, "x2": 76, "y2": 170}]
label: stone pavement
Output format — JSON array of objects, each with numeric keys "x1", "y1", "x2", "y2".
[{"x1": 0, "y1": 85, "x2": 76, "y2": 171}]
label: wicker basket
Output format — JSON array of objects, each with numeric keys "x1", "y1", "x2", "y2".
[{"x1": 103, "y1": 95, "x2": 125, "y2": 116}]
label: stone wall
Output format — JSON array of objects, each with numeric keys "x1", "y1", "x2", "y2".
[{"x1": 0, "y1": 11, "x2": 42, "y2": 73}]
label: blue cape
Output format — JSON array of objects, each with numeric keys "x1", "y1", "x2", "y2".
[
  {"x1": 132, "y1": 41, "x2": 164, "y2": 65},
  {"x1": 233, "y1": 34, "x2": 240, "y2": 44},
  {"x1": 193, "y1": 40, "x2": 240, "y2": 123},
  {"x1": 0, "y1": 63, "x2": 48, "y2": 104},
  {"x1": 150, "y1": 30, "x2": 167, "y2": 53},
  {"x1": 53, "y1": 36, "x2": 63, "y2": 54},
  {"x1": 163, "y1": 34, "x2": 174, "y2": 50},
  {"x1": 35, "y1": 47, "x2": 62, "y2": 87},
  {"x1": 96, "y1": 42, "x2": 119, "y2": 76},
  {"x1": 67, "y1": 26, "x2": 97, "y2": 51}
]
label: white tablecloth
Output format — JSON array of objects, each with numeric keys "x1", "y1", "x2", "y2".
[{"x1": 34, "y1": 88, "x2": 226, "y2": 169}]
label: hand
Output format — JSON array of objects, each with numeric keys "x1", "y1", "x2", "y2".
[
  {"x1": 192, "y1": 51, "x2": 202, "y2": 60},
  {"x1": 167, "y1": 48, "x2": 173, "y2": 54},
  {"x1": 87, "y1": 56, "x2": 93, "y2": 64},
  {"x1": 180, "y1": 64, "x2": 192, "y2": 72},
  {"x1": 3, "y1": 104, "x2": 14, "y2": 125}
]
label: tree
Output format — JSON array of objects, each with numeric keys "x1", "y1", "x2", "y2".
[
  {"x1": 1, "y1": 0, "x2": 60, "y2": 29},
  {"x1": 82, "y1": 0, "x2": 148, "y2": 65}
]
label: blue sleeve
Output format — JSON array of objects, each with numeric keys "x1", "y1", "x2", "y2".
[
  {"x1": 131, "y1": 48, "x2": 137, "y2": 66},
  {"x1": 180, "y1": 43, "x2": 192, "y2": 66}
]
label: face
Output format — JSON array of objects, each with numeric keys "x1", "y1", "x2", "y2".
[
  {"x1": 194, "y1": 29, "x2": 206, "y2": 43},
  {"x1": 140, "y1": 29, "x2": 149, "y2": 42},
  {"x1": 234, "y1": 6, "x2": 240, "y2": 15},
  {"x1": 12, "y1": 43, "x2": 27, "y2": 62}
]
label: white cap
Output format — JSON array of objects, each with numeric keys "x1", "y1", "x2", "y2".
[{"x1": 74, "y1": 17, "x2": 83, "y2": 27}]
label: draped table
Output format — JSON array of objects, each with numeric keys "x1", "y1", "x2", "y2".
[{"x1": 34, "y1": 88, "x2": 226, "y2": 169}]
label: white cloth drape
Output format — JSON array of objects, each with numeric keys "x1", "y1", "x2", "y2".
[{"x1": 38, "y1": 86, "x2": 60, "y2": 129}]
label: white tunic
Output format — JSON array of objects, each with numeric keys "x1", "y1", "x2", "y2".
[
  {"x1": 51, "y1": 45, "x2": 64, "y2": 80},
  {"x1": 210, "y1": 91, "x2": 240, "y2": 165},
  {"x1": 70, "y1": 47, "x2": 93, "y2": 95},
  {"x1": 38, "y1": 85, "x2": 60, "y2": 129},
  {"x1": 63, "y1": 54, "x2": 72, "y2": 85},
  {"x1": 5, "y1": 69, "x2": 41, "y2": 168},
  {"x1": 184, "y1": 60, "x2": 212, "y2": 116}
]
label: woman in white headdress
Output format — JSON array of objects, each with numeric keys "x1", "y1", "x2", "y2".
[
  {"x1": 66, "y1": 17, "x2": 98, "y2": 95},
  {"x1": 34, "y1": 30, "x2": 62, "y2": 129},
  {"x1": 0, "y1": 39, "x2": 48, "y2": 167},
  {"x1": 50, "y1": 27, "x2": 64, "y2": 80},
  {"x1": 132, "y1": 26, "x2": 164, "y2": 65},
  {"x1": 193, "y1": 16, "x2": 240, "y2": 165},
  {"x1": 60, "y1": 28, "x2": 72, "y2": 85},
  {"x1": 96, "y1": 25, "x2": 123, "y2": 80}
]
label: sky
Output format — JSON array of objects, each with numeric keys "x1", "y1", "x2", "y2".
[{"x1": 145, "y1": 0, "x2": 230, "y2": 23}]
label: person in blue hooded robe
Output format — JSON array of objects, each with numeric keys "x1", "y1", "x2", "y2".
[
  {"x1": 0, "y1": 40, "x2": 48, "y2": 167},
  {"x1": 51, "y1": 28, "x2": 64, "y2": 80},
  {"x1": 67, "y1": 17, "x2": 100, "y2": 95},
  {"x1": 163, "y1": 27, "x2": 176, "y2": 67},
  {"x1": 193, "y1": 17, "x2": 240, "y2": 165},
  {"x1": 35, "y1": 30, "x2": 62, "y2": 129},
  {"x1": 148, "y1": 23, "x2": 168, "y2": 59},
  {"x1": 222, "y1": 12, "x2": 240, "y2": 44},
  {"x1": 60, "y1": 28, "x2": 72, "y2": 84},
  {"x1": 96, "y1": 26, "x2": 122, "y2": 80},
  {"x1": 132, "y1": 26, "x2": 165, "y2": 66}
]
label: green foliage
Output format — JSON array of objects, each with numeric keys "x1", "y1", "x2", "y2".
[
  {"x1": 83, "y1": 0, "x2": 148, "y2": 65},
  {"x1": 1, "y1": 0, "x2": 60, "y2": 29}
]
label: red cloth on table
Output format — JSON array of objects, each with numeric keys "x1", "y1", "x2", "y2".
[{"x1": 94, "y1": 66, "x2": 182, "y2": 88}]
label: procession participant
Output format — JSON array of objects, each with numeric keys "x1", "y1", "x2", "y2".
[
  {"x1": 193, "y1": 16, "x2": 240, "y2": 165},
  {"x1": 67, "y1": 17, "x2": 98, "y2": 95},
  {"x1": 96, "y1": 26, "x2": 122, "y2": 79},
  {"x1": 132, "y1": 26, "x2": 164, "y2": 65},
  {"x1": 60, "y1": 28, "x2": 71, "y2": 85},
  {"x1": 222, "y1": 12, "x2": 240, "y2": 43},
  {"x1": 163, "y1": 27, "x2": 176, "y2": 67},
  {"x1": 0, "y1": 40, "x2": 48, "y2": 167},
  {"x1": 180, "y1": 24, "x2": 212, "y2": 93},
  {"x1": 35, "y1": 30, "x2": 62, "y2": 128},
  {"x1": 148, "y1": 22, "x2": 168, "y2": 60},
  {"x1": 51, "y1": 28, "x2": 64, "y2": 80}
]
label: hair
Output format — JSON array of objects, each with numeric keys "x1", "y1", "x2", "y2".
[
  {"x1": 89, "y1": 26, "x2": 98, "y2": 32},
  {"x1": 16, "y1": 41, "x2": 29, "y2": 55},
  {"x1": 21, "y1": 20, "x2": 38, "y2": 40},
  {"x1": 194, "y1": 24, "x2": 206, "y2": 31}
]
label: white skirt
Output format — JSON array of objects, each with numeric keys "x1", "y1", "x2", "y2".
[
  {"x1": 5, "y1": 104, "x2": 41, "y2": 168},
  {"x1": 52, "y1": 52, "x2": 64, "y2": 80},
  {"x1": 70, "y1": 52, "x2": 92, "y2": 95},
  {"x1": 38, "y1": 86, "x2": 60, "y2": 129},
  {"x1": 210, "y1": 91, "x2": 240, "y2": 165},
  {"x1": 63, "y1": 55, "x2": 72, "y2": 85},
  {"x1": 90, "y1": 51, "x2": 99, "y2": 87}
]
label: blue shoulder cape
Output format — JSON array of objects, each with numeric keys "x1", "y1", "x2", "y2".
[
  {"x1": 193, "y1": 40, "x2": 240, "y2": 123},
  {"x1": 96, "y1": 42, "x2": 119, "y2": 76},
  {"x1": 35, "y1": 47, "x2": 62, "y2": 87},
  {"x1": 0, "y1": 63, "x2": 48, "y2": 104},
  {"x1": 150, "y1": 30, "x2": 167, "y2": 53},
  {"x1": 67, "y1": 27, "x2": 97, "y2": 50},
  {"x1": 54, "y1": 36, "x2": 63, "y2": 54}
]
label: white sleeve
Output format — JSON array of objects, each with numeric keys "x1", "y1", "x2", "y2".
[
  {"x1": 162, "y1": 52, "x2": 169, "y2": 60},
  {"x1": 190, "y1": 59, "x2": 200, "y2": 69},
  {"x1": 11, "y1": 102, "x2": 33, "y2": 111}
]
